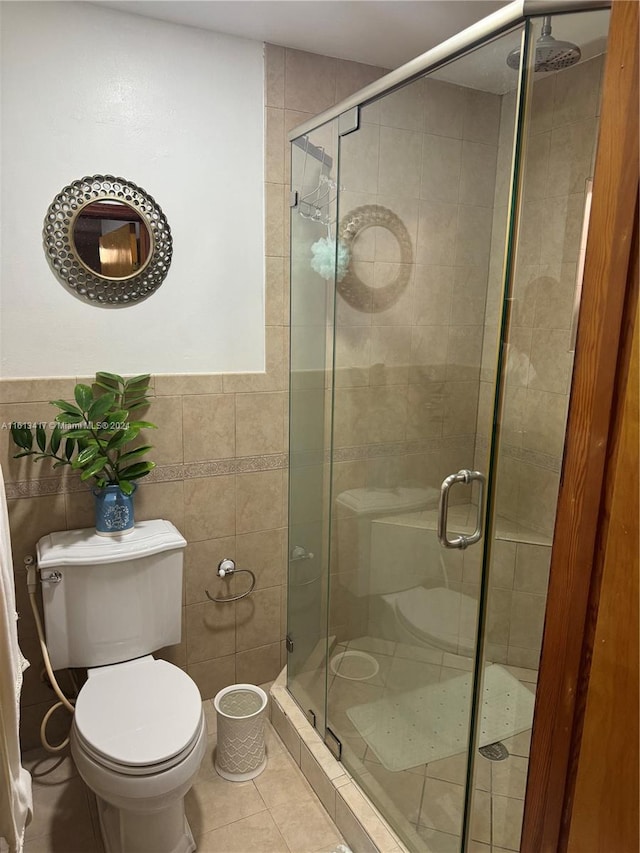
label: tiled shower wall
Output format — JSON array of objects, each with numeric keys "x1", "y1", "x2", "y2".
[
  {"x1": 325, "y1": 76, "x2": 504, "y2": 644},
  {"x1": 317, "y1": 55, "x2": 604, "y2": 670},
  {"x1": 286, "y1": 54, "x2": 604, "y2": 672},
  {"x1": 332, "y1": 77, "x2": 502, "y2": 494},
  {"x1": 1, "y1": 44, "x2": 388, "y2": 750},
  {"x1": 475, "y1": 54, "x2": 605, "y2": 669},
  {"x1": 480, "y1": 54, "x2": 604, "y2": 539}
]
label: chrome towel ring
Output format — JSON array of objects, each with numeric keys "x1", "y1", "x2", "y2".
[{"x1": 206, "y1": 558, "x2": 256, "y2": 603}]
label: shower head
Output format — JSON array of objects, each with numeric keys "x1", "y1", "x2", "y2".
[{"x1": 507, "y1": 16, "x2": 581, "y2": 72}]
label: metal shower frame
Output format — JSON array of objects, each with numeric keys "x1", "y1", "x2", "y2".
[{"x1": 287, "y1": 0, "x2": 610, "y2": 144}]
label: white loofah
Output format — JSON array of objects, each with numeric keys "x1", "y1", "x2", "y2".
[{"x1": 310, "y1": 237, "x2": 350, "y2": 282}]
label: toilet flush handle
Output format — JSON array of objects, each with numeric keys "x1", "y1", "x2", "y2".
[{"x1": 40, "y1": 570, "x2": 62, "y2": 585}]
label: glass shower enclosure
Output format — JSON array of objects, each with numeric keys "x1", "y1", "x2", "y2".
[{"x1": 287, "y1": 3, "x2": 610, "y2": 850}]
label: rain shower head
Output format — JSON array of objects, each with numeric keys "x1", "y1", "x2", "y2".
[{"x1": 506, "y1": 16, "x2": 581, "y2": 72}]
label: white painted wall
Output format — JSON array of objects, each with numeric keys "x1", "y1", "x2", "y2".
[{"x1": 0, "y1": 2, "x2": 265, "y2": 377}]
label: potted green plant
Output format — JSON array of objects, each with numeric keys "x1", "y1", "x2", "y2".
[{"x1": 11, "y1": 372, "x2": 156, "y2": 536}]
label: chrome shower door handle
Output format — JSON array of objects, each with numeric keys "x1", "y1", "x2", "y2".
[{"x1": 438, "y1": 469, "x2": 486, "y2": 550}]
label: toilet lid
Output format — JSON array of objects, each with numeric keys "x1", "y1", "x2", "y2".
[
  {"x1": 395, "y1": 586, "x2": 477, "y2": 656},
  {"x1": 74, "y1": 658, "x2": 203, "y2": 769}
]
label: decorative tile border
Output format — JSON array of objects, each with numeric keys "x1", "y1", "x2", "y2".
[
  {"x1": 146, "y1": 464, "x2": 186, "y2": 484},
  {"x1": 332, "y1": 434, "x2": 474, "y2": 463},
  {"x1": 184, "y1": 453, "x2": 287, "y2": 479},
  {"x1": 291, "y1": 434, "x2": 475, "y2": 470},
  {"x1": 4, "y1": 453, "x2": 289, "y2": 500},
  {"x1": 269, "y1": 668, "x2": 409, "y2": 853},
  {"x1": 475, "y1": 435, "x2": 561, "y2": 473},
  {"x1": 505, "y1": 444, "x2": 561, "y2": 473},
  {"x1": 4, "y1": 478, "x2": 68, "y2": 500},
  {"x1": 5, "y1": 435, "x2": 560, "y2": 501}
]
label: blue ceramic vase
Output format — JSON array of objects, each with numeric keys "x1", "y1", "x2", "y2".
[{"x1": 93, "y1": 484, "x2": 136, "y2": 536}]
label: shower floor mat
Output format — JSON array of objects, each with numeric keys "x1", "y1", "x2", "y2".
[{"x1": 346, "y1": 663, "x2": 535, "y2": 772}]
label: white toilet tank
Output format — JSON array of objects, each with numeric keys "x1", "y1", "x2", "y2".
[
  {"x1": 335, "y1": 487, "x2": 439, "y2": 597},
  {"x1": 37, "y1": 519, "x2": 187, "y2": 670}
]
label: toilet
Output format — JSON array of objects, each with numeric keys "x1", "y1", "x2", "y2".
[
  {"x1": 378, "y1": 585, "x2": 478, "y2": 656},
  {"x1": 335, "y1": 488, "x2": 479, "y2": 656},
  {"x1": 36, "y1": 519, "x2": 206, "y2": 853}
]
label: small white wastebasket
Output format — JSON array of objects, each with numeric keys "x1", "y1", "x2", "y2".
[{"x1": 213, "y1": 683, "x2": 268, "y2": 781}]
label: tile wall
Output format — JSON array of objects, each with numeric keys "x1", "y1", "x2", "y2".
[
  {"x1": 324, "y1": 74, "x2": 505, "y2": 646},
  {"x1": 1, "y1": 371, "x2": 290, "y2": 749},
  {"x1": 331, "y1": 75, "x2": 502, "y2": 491},
  {"x1": 480, "y1": 55, "x2": 604, "y2": 537},
  {"x1": 477, "y1": 54, "x2": 605, "y2": 669},
  {"x1": 290, "y1": 54, "x2": 604, "y2": 672}
]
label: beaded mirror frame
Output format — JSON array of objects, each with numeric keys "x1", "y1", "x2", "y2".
[{"x1": 43, "y1": 175, "x2": 173, "y2": 306}]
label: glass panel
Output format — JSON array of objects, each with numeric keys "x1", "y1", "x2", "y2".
[
  {"x1": 287, "y1": 120, "x2": 340, "y2": 733},
  {"x1": 325, "y1": 26, "x2": 525, "y2": 852},
  {"x1": 469, "y1": 9, "x2": 611, "y2": 853}
]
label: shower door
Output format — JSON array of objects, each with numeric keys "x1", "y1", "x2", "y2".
[
  {"x1": 287, "y1": 119, "x2": 340, "y2": 735},
  {"x1": 323, "y1": 26, "x2": 526, "y2": 852}
]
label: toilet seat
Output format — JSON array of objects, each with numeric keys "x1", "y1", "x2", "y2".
[
  {"x1": 394, "y1": 586, "x2": 478, "y2": 656},
  {"x1": 73, "y1": 657, "x2": 203, "y2": 777},
  {"x1": 73, "y1": 720, "x2": 204, "y2": 777}
]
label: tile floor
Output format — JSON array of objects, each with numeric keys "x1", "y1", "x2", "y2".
[
  {"x1": 292, "y1": 637, "x2": 537, "y2": 852},
  {"x1": 22, "y1": 688, "x2": 347, "y2": 853},
  {"x1": 21, "y1": 648, "x2": 535, "y2": 853}
]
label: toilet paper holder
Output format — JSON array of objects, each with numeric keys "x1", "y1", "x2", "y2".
[{"x1": 206, "y1": 558, "x2": 256, "y2": 603}]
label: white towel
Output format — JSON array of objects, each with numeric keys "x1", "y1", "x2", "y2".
[{"x1": 0, "y1": 464, "x2": 32, "y2": 853}]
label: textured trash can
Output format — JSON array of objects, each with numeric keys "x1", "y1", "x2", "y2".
[{"x1": 213, "y1": 684, "x2": 268, "y2": 781}]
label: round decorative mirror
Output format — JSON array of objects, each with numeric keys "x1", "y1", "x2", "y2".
[{"x1": 43, "y1": 175, "x2": 173, "y2": 305}]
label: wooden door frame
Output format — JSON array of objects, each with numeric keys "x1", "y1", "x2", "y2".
[
  {"x1": 564, "y1": 200, "x2": 638, "y2": 851},
  {"x1": 521, "y1": 1, "x2": 639, "y2": 850}
]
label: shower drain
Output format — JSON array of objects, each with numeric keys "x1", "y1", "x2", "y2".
[{"x1": 479, "y1": 741, "x2": 509, "y2": 761}]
